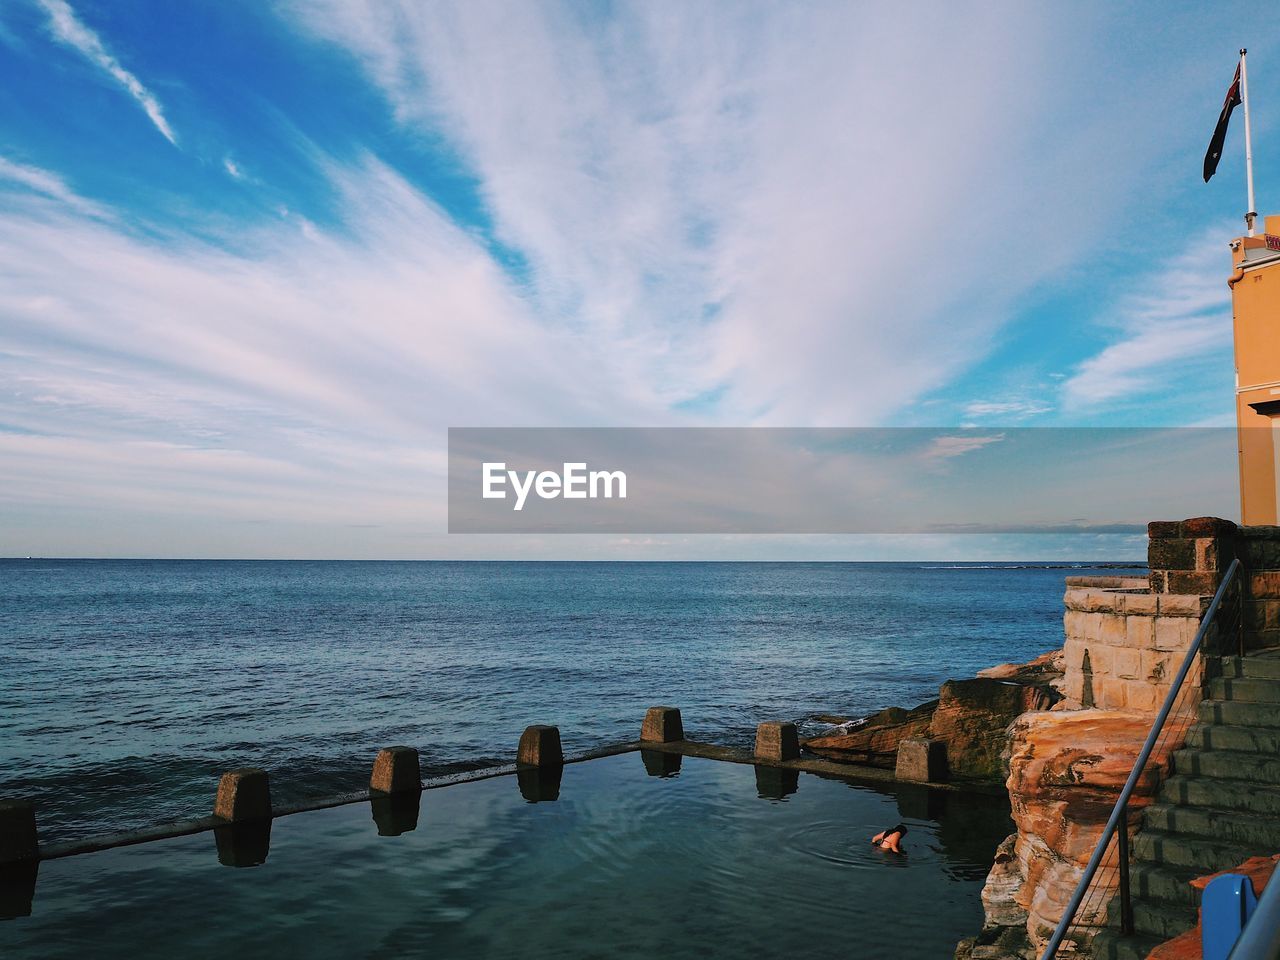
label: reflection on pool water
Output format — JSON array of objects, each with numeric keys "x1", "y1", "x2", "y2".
[{"x1": 0, "y1": 753, "x2": 1011, "y2": 959}]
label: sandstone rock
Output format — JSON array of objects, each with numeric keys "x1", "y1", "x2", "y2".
[
  {"x1": 805, "y1": 672, "x2": 1061, "y2": 780},
  {"x1": 803, "y1": 700, "x2": 937, "y2": 766},
  {"x1": 977, "y1": 649, "x2": 1065, "y2": 686},
  {"x1": 981, "y1": 834, "x2": 1029, "y2": 929},
  {"x1": 929, "y1": 678, "x2": 1060, "y2": 780},
  {"x1": 1001, "y1": 709, "x2": 1177, "y2": 953}
]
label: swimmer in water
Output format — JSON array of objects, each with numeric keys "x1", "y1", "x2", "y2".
[{"x1": 871, "y1": 822, "x2": 907, "y2": 853}]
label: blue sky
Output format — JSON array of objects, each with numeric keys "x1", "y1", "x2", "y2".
[{"x1": 0, "y1": 1, "x2": 1274, "y2": 559}]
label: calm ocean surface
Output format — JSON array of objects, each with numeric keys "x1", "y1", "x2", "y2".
[{"x1": 0, "y1": 560, "x2": 1141, "y2": 844}]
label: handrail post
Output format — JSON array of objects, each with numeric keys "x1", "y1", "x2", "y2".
[{"x1": 1117, "y1": 807, "x2": 1133, "y2": 936}]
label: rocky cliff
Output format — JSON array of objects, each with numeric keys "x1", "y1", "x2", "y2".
[
  {"x1": 803, "y1": 665, "x2": 1062, "y2": 782},
  {"x1": 961, "y1": 710, "x2": 1177, "y2": 957}
]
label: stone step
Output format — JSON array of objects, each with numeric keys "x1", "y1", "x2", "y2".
[
  {"x1": 1208, "y1": 676, "x2": 1280, "y2": 703},
  {"x1": 1159, "y1": 773, "x2": 1280, "y2": 816},
  {"x1": 1143, "y1": 802, "x2": 1280, "y2": 849},
  {"x1": 1218, "y1": 655, "x2": 1280, "y2": 681},
  {"x1": 1186, "y1": 721, "x2": 1280, "y2": 753},
  {"x1": 1130, "y1": 860, "x2": 1202, "y2": 908},
  {"x1": 1173, "y1": 747, "x2": 1280, "y2": 784},
  {"x1": 1200, "y1": 698, "x2": 1280, "y2": 729},
  {"x1": 1091, "y1": 929, "x2": 1173, "y2": 960},
  {"x1": 1132, "y1": 828, "x2": 1258, "y2": 873},
  {"x1": 1132, "y1": 897, "x2": 1197, "y2": 940}
]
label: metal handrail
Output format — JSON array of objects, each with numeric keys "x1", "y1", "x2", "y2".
[{"x1": 1040, "y1": 557, "x2": 1242, "y2": 959}]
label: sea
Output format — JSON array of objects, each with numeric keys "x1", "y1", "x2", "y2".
[{"x1": 0, "y1": 559, "x2": 1142, "y2": 845}]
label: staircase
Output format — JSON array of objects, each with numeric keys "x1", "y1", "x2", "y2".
[{"x1": 1094, "y1": 650, "x2": 1280, "y2": 960}]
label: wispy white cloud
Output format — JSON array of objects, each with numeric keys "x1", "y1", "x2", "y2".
[
  {"x1": 37, "y1": 0, "x2": 178, "y2": 146},
  {"x1": 1062, "y1": 228, "x2": 1233, "y2": 408},
  {"x1": 919, "y1": 433, "x2": 1006, "y2": 462},
  {"x1": 283, "y1": 1, "x2": 1141, "y2": 427},
  {"x1": 0, "y1": 154, "x2": 665, "y2": 542},
  {"x1": 962, "y1": 399, "x2": 1053, "y2": 421},
  {"x1": 0, "y1": 155, "x2": 105, "y2": 216},
  {"x1": 223, "y1": 156, "x2": 245, "y2": 180}
]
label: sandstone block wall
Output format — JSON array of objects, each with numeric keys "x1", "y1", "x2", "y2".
[{"x1": 1061, "y1": 580, "x2": 1206, "y2": 713}]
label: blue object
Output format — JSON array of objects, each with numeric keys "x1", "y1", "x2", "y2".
[{"x1": 1203, "y1": 873, "x2": 1259, "y2": 960}]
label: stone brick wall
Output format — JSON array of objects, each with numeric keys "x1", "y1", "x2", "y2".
[
  {"x1": 1238, "y1": 526, "x2": 1280, "y2": 652},
  {"x1": 1062, "y1": 578, "x2": 1206, "y2": 712}
]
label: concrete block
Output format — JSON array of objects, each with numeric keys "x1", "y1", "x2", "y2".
[
  {"x1": 370, "y1": 746, "x2": 421, "y2": 794},
  {"x1": 640, "y1": 706, "x2": 684, "y2": 743},
  {"x1": 754, "y1": 721, "x2": 800, "y2": 762},
  {"x1": 517, "y1": 725, "x2": 563, "y2": 767},
  {"x1": 895, "y1": 738, "x2": 948, "y2": 782},
  {"x1": 1148, "y1": 521, "x2": 1180, "y2": 539},
  {"x1": 213, "y1": 768, "x2": 271, "y2": 822},
  {"x1": 0, "y1": 801, "x2": 37, "y2": 865}
]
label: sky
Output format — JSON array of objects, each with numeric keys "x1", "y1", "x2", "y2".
[{"x1": 0, "y1": 1, "x2": 1274, "y2": 560}]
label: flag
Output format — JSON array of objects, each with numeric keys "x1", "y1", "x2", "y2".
[{"x1": 1204, "y1": 63, "x2": 1243, "y2": 182}]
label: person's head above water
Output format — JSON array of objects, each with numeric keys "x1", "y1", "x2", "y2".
[{"x1": 871, "y1": 823, "x2": 908, "y2": 853}]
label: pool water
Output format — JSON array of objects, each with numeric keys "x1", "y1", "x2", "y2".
[{"x1": 0, "y1": 753, "x2": 1011, "y2": 959}]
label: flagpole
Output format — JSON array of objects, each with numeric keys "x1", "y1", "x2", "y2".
[{"x1": 1241, "y1": 47, "x2": 1257, "y2": 236}]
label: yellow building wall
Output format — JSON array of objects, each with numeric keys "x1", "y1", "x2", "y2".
[{"x1": 1232, "y1": 215, "x2": 1280, "y2": 525}]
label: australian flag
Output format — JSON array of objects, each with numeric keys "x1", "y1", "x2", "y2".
[{"x1": 1204, "y1": 63, "x2": 1242, "y2": 182}]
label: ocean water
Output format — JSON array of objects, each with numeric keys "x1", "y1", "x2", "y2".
[
  {"x1": 0, "y1": 754, "x2": 1013, "y2": 959},
  {"x1": 0, "y1": 559, "x2": 1140, "y2": 844}
]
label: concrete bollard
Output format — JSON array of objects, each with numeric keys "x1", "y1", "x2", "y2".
[
  {"x1": 213, "y1": 768, "x2": 272, "y2": 822},
  {"x1": 895, "y1": 738, "x2": 949, "y2": 782},
  {"x1": 640, "y1": 706, "x2": 684, "y2": 743},
  {"x1": 0, "y1": 801, "x2": 38, "y2": 865},
  {"x1": 517, "y1": 725, "x2": 563, "y2": 767},
  {"x1": 754, "y1": 721, "x2": 800, "y2": 762},
  {"x1": 370, "y1": 746, "x2": 421, "y2": 794}
]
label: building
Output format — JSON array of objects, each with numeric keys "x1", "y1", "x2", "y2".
[{"x1": 1231, "y1": 215, "x2": 1280, "y2": 523}]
